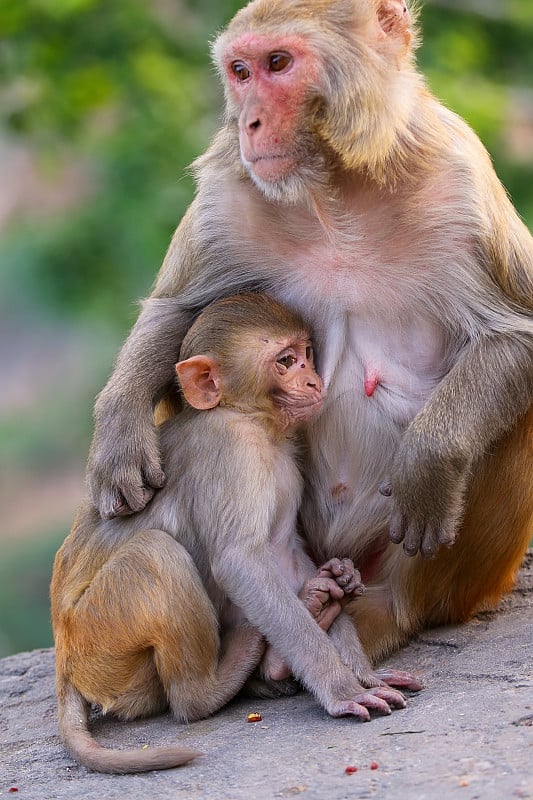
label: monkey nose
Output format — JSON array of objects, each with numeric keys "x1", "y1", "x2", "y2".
[
  {"x1": 307, "y1": 375, "x2": 323, "y2": 391},
  {"x1": 247, "y1": 117, "x2": 261, "y2": 132}
]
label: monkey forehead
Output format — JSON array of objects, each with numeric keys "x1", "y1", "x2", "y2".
[
  {"x1": 256, "y1": 331, "x2": 310, "y2": 344},
  {"x1": 254, "y1": 333, "x2": 312, "y2": 356}
]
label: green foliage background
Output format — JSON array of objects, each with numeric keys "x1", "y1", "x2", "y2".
[{"x1": 0, "y1": 0, "x2": 532, "y2": 656}]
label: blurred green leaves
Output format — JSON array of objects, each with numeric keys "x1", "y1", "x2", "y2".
[
  {"x1": 0, "y1": 0, "x2": 531, "y2": 329},
  {"x1": 0, "y1": 531, "x2": 65, "y2": 655},
  {"x1": 420, "y1": 1, "x2": 533, "y2": 160},
  {"x1": 0, "y1": 0, "x2": 230, "y2": 327}
]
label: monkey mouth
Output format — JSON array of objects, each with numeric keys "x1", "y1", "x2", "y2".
[
  {"x1": 281, "y1": 395, "x2": 324, "y2": 425},
  {"x1": 244, "y1": 153, "x2": 298, "y2": 181}
]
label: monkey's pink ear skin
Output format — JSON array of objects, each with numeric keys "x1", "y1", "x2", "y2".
[{"x1": 175, "y1": 356, "x2": 221, "y2": 410}]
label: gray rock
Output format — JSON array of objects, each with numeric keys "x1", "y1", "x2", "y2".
[{"x1": 1, "y1": 552, "x2": 532, "y2": 800}]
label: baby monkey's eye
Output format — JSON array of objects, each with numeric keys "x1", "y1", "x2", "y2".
[{"x1": 277, "y1": 354, "x2": 297, "y2": 369}]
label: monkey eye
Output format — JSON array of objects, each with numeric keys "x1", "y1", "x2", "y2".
[
  {"x1": 276, "y1": 353, "x2": 297, "y2": 370},
  {"x1": 306, "y1": 345, "x2": 313, "y2": 360},
  {"x1": 231, "y1": 61, "x2": 251, "y2": 82},
  {"x1": 268, "y1": 52, "x2": 292, "y2": 72}
]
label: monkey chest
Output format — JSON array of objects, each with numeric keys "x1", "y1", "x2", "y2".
[
  {"x1": 300, "y1": 308, "x2": 449, "y2": 535},
  {"x1": 285, "y1": 282, "x2": 449, "y2": 424}
]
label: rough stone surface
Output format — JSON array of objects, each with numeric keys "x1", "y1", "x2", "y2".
[{"x1": 1, "y1": 553, "x2": 532, "y2": 800}]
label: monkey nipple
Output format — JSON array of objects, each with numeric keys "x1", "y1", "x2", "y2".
[{"x1": 364, "y1": 373, "x2": 379, "y2": 398}]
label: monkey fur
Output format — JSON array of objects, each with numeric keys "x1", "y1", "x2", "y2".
[
  {"x1": 86, "y1": 0, "x2": 533, "y2": 667},
  {"x1": 53, "y1": 293, "x2": 421, "y2": 774}
]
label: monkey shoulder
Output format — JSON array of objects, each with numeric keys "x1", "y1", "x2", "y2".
[
  {"x1": 432, "y1": 102, "x2": 533, "y2": 302},
  {"x1": 433, "y1": 102, "x2": 516, "y2": 211}
]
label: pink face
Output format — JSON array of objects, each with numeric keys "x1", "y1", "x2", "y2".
[
  {"x1": 221, "y1": 33, "x2": 320, "y2": 183},
  {"x1": 268, "y1": 335, "x2": 324, "y2": 427}
]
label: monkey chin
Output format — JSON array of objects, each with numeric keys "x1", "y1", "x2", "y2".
[
  {"x1": 280, "y1": 397, "x2": 324, "y2": 429},
  {"x1": 247, "y1": 154, "x2": 298, "y2": 182},
  {"x1": 242, "y1": 154, "x2": 329, "y2": 208}
]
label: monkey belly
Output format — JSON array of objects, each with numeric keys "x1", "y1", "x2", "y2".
[{"x1": 302, "y1": 393, "x2": 395, "y2": 562}]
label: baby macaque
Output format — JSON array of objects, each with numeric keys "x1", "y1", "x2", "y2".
[{"x1": 52, "y1": 293, "x2": 417, "y2": 774}]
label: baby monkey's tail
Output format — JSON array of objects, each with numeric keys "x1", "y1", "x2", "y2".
[{"x1": 57, "y1": 679, "x2": 201, "y2": 774}]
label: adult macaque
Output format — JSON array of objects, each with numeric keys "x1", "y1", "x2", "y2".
[
  {"x1": 87, "y1": 0, "x2": 533, "y2": 664},
  {"x1": 52, "y1": 294, "x2": 416, "y2": 775}
]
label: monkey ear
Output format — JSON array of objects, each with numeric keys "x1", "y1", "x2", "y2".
[
  {"x1": 175, "y1": 356, "x2": 222, "y2": 410},
  {"x1": 377, "y1": 1, "x2": 412, "y2": 45}
]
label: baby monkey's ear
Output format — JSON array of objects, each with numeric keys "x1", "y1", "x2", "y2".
[{"x1": 175, "y1": 356, "x2": 221, "y2": 410}]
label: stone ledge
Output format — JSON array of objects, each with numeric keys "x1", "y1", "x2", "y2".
[{"x1": 1, "y1": 551, "x2": 531, "y2": 800}]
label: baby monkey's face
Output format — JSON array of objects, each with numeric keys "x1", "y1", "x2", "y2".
[{"x1": 267, "y1": 334, "x2": 324, "y2": 426}]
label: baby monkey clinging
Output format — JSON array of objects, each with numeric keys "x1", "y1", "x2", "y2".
[{"x1": 52, "y1": 292, "x2": 418, "y2": 775}]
